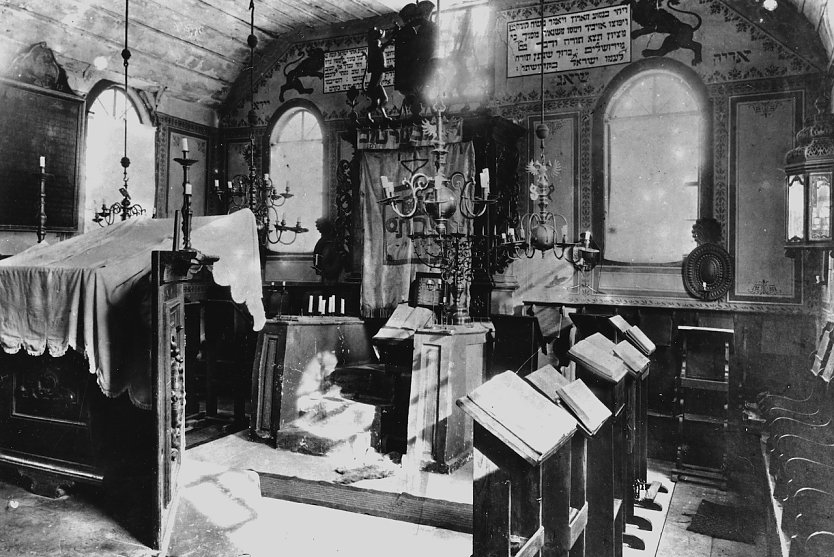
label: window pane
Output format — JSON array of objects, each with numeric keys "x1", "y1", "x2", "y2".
[
  {"x1": 269, "y1": 108, "x2": 323, "y2": 253},
  {"x1": 605, "y1": 71, "x2": 700, "y2": 264},
  {"x1": 83, "y1": 86, "x2": 154, "y2": 232}
]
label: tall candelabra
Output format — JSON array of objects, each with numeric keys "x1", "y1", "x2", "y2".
[
  {"x1": 173, "y1": 139, "x2": 197, "y2": 251},
  {"x1": 380, "y1": 101, "x2": 493, "y2": 325},
  {"x1": 36, "y1": 156, "x2": 48, "y2": 243}
]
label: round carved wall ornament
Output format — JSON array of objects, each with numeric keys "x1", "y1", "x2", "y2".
[{"x1": 682, "y1": 243, "x2": 734, "y2": 301}]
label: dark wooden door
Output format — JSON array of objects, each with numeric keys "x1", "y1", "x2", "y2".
[{"x1": 150, "y1": 251, "x2": 187, "y2": 555}]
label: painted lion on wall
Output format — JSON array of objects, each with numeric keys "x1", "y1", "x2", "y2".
[{"x1": 627, "y1": 0, "x2": 703, "y2": 66}]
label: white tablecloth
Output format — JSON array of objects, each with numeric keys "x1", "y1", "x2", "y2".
[{"x1": 0, "y1": 210, "x2": 265, "y2": 409}]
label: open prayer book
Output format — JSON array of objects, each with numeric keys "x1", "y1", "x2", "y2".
[
  {"x1": 614, "y1": 340, "x2": 650, "y2": 374},
  {"x1": 557, "y1": 378, "x2": 611, "y2": 436},
  {"x1": 525, "y1": 365, "x2": 611, "y2": 437},
  {"x1": 457, "y1": 370, "x2": 577, "y2": 464},
  {"x1": 608, "y1": 315, "x2": 656, "y2": 355},
  {"x1": 373, "y1": 303, "x2": 435, "y2": 341},
  {"x1": 568, "y1": 337, "x2": 629, "y2": 383}
]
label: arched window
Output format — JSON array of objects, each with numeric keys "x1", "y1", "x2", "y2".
[
  {"x1": 84, "y1": 84, "x2": 155, "y2": 231},
  {"x1": 603, "y1": 68, "x2": 705, "y2": 264},
  {"x1": 268, "y1": 105, "x2": 323, "y2": 253}
]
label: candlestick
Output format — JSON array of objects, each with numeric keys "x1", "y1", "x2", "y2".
[{"x1": 36, "y1": 162, "x2": 47, "y2": 243}]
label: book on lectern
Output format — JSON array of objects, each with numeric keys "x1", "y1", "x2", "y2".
[
  {"x1": 373, "y1": 303, "x2": 434, "y2": 341},
  {"x1": 568, "y1": 338, "x2": 629, "y2": 383},
  {"x1": 608, "y1": 315, "x2": 656, "y2": 355},
  {"x1": 614, "y1": 340, "x2": 650, "y2": 375},
  {"x1": 556, "y1": 379, "x2": 611, "y2": 436},
  {"x1": 525, "y1": 364, "x2": 571, "y2": 403},
  {"x1": 457, "y1": 370, "x2": 577, "y2": 465}
]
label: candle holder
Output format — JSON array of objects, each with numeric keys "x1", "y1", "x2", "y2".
[{"x1": 173, "y1": 148, "x2": 198, "y2": 252}]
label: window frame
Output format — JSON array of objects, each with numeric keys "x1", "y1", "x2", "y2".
[
  {"x1": 82, "y1": 81, "x2": 153, "y2": 229},
  {"x1": 591, "y1": 58, "x2": 713, "y2": 268},
  {"x1": 264, "y1": 99, "x2": 326, "y2": 255}
]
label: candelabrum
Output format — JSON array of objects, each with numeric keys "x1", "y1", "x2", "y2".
[
  {"x1": 92, "y1": 152, "x2": 146, "y2": 227},
  {"x1": 92, "y1": 154, "x2": 146, "y2": 227},
  {"x1": 379, "y1": 106, "x2": 494, "y2": 324},
  {"x1": 213, "y1": 144, "x2": 308, "y2": 246}
]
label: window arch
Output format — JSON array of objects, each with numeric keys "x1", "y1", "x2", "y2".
[
  {"x1": 83, "y1": 83, "x2": 156, "y2": 231},
  {"x1": 598, "y1": 62, "x2": 709, "y2": 265},
  {"x1": 267, "y1": 102, "x2": 324, "y2": 253}
]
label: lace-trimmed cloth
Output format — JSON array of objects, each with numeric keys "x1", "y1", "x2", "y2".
[{"x1": 0, "y1": 210, "x2": 265, "y2": 409}]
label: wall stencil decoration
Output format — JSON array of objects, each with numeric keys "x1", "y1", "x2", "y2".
[{"x1": 628, "y1": 0, "x2": 703, "y2": 65}]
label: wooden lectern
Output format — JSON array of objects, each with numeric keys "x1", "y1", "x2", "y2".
[
  {"x1": 569, "y1": 337, "x2": 630, "y2": 557},
  {"x1": 458, "y1": 371, "x2": 578, "y2": 557},
  {"x1": 526, "y1": 364, "x2": 608, "y2": 556}
]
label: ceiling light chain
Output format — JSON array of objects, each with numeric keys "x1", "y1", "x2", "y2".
[{"x1": 93, "y1": 0, "x2": 146, "y2": 226}]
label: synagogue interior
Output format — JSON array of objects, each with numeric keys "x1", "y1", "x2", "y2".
[{"x1": 1, "y1": 0, "x2": 834, "y2": 556}]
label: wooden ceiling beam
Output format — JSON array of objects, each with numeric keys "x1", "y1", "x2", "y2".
[
  {"x1": 1, "y1": 5, "x2": 228, "y2": 105},
  {"x1": 3, "y1": 3, "x2": 236, "y2": 85}
]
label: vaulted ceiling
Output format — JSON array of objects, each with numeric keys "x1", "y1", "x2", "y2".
[{"x1": 1, "y1": 0, "x2": 833, "y2": 111}]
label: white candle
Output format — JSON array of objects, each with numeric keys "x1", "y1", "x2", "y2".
[
  {"x1": 381, "y1": 176, "x2": 395, "y2": 198},
  {"x1": 319, "y1": 298, "x2": 326, "y2": 315},
  {"x1": 184, "y1": 183, "x2": 192, "y2": 195},
  {"x1": 214, "y1": 179, "x2": 219, "y2": 190},
  {"x1": 340, "y1": 298, "x2": 345, "y2": 315},
  {"x1": 39, "y1": 156, "x2": 45, "y2": 168},
  {"x1": 227, "y1": 180, "x2": 233, "y2": 189},
  {"x1": 480, "y1": 168, "x2": 490, "y2": 195},
  {"x1": 180, "y1": 137, "x2": 189, "y2": 152},
  {"x1": 308, "y1": 295, "x2": 314, "y2": 314},
  {"x1": 328, "y1": 295, "x2": 335, "y2": 314}
]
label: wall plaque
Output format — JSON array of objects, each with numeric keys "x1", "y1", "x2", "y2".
[{"x1": 507, "y1": 5, "x2": 631, "y2": 77}]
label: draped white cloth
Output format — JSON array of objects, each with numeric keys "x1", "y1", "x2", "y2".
[{"x1": 0, "y1": 210, "x2": 265, "y2": 409}]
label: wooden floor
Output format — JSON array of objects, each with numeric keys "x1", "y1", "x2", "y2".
[{"x1": 0, "y1": 433, "x2": 770, "y2": 557}]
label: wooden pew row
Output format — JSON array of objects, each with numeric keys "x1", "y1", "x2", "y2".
[{"x1": 757, "y1": 322, "x2": 834, "y2": 556}]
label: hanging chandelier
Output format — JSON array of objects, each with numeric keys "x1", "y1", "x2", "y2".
[
  {"x1": 213, "y1": 0, "x2": 307, "y2": 246},
  {"x1": 499, "y1": 0, "x2": 600, "y2": 278},
  {"x1": 93, "y1": 0, "x2": 146, "y2": 226}
]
